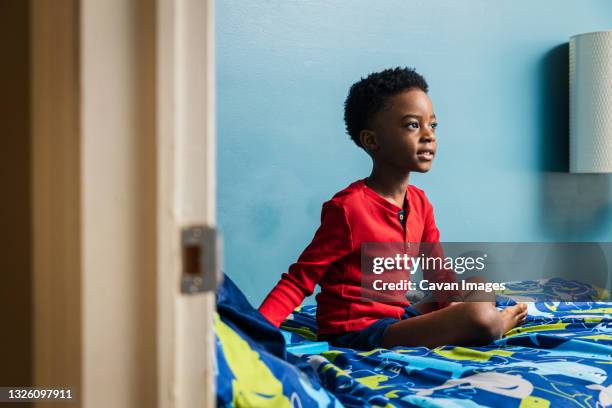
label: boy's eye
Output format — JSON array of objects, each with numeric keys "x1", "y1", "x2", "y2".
[
  {"x1": 404, "y1": 122, "x2": 419, "y2": 129},
  {"x1": 431, "y1": 122, "x2": 438, "y2": 130}
]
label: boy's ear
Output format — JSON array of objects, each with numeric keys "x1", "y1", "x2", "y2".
[{"x1": 359, "y1": 129, "x2": 378, "y2": 153}]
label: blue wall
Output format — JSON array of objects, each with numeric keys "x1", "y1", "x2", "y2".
[{"x1": 216, "y1": 0, "x2": 612, "y2": 306}]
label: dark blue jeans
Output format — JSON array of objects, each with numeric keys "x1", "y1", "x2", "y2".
[{"x1": 318, "y1": 305, "x2": 421, "y2": 350}]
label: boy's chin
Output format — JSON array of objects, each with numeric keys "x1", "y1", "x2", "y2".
[{"x1": 411, "y1": 163, "x2": 433, "y2": 173}]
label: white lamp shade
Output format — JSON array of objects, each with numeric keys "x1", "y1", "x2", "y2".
[{"x1": 570, "y1": 30, "x2": 612, "y2": 173}]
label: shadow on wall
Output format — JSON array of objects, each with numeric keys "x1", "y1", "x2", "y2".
[{"x1": 538, "y1": 43, "x2": 612, "y2": 240}]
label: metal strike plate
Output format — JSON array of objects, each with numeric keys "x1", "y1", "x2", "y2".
[{"x1": 181, "y1": 225, "x2": 223, "y2": 294}]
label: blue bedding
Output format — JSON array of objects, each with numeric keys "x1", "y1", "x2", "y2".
[
  {"x1": 215, "y1": 275, "x2": 343, "y2": 407},
  {"x1": 217, "y1": 277, "x2": 611, "y2": 407}
]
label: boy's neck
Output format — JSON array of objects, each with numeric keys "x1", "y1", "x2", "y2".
[{"x1": 365, "y1": 163, "x2": 410, "y2": 208}]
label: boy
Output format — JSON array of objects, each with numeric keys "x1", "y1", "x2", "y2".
[{"x1": 258, "y1": 67, "x2": 527, "y2": 350}]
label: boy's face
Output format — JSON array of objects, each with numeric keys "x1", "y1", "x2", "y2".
[{"x1": 361, "y1": 89, "x2": 437, "y2": 173}]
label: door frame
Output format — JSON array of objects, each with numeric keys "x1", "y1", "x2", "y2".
[{"x1": 31, "y1": 0, "x2": 217, "y2": 406}]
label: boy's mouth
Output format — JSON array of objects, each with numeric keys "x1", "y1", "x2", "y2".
[{"x1": 416, "y1": 148, "x2": 435, "y2": 161}]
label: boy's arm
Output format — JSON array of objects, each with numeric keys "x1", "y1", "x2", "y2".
[
  {"x1": 258, "y1": 200, "x2": 353, "y2": 327},
  {"x1": 421, "y1": 194, "x2": 443, "y2": 244}
]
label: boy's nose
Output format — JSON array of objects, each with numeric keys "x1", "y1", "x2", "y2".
[{"x1": 420, "y1": 132, "x2": 435, "y2": 142}]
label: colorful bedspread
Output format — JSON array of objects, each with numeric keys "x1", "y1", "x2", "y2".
[
  {"x1": 217, "y1": 277, "x2": 611, "y2": 407},
  {"x1": 280, "y1": 279, "x2": 612, "y2": 407},
  {"x1": 215, "y1": 275, "x2": 343, "y2": 407}
]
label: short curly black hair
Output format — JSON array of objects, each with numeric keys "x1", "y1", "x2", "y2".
[{"x1": 344, "y1": 67, "x2": 429, "y2": 148}]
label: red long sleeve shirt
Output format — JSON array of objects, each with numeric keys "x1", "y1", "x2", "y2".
[{"x1": 258, "y1": 178, "x2": 452, "y2": 335}]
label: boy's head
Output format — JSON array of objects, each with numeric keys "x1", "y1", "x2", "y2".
[{"x1": 344, "y1": 67, "x2": 437, "y2": 173}]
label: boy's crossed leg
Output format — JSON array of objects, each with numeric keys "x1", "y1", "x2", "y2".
[{"x1": 381, "y1": 276, "x2": 527, "y2": 349}]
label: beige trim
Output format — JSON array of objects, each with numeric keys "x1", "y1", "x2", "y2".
[
  {"x1": 157, "y1": 0, "x2": 216, "y2": 406},
  {"x1": 80, "y1": 0, "x2": 158, "y2": 406},
  {"x1": 31, "y1": 0, "x2": 82, "y2": 400},
  {"x1": 31, "y1": 0, "x2": 216, "y2": 406},
  {"x1": 156, "y1": 2, "x2": 178, "y2": 406}
]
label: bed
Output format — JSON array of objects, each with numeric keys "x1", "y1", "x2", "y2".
[{"x1": 216, "y1": 277, "x2": 611, "y2": 407}]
